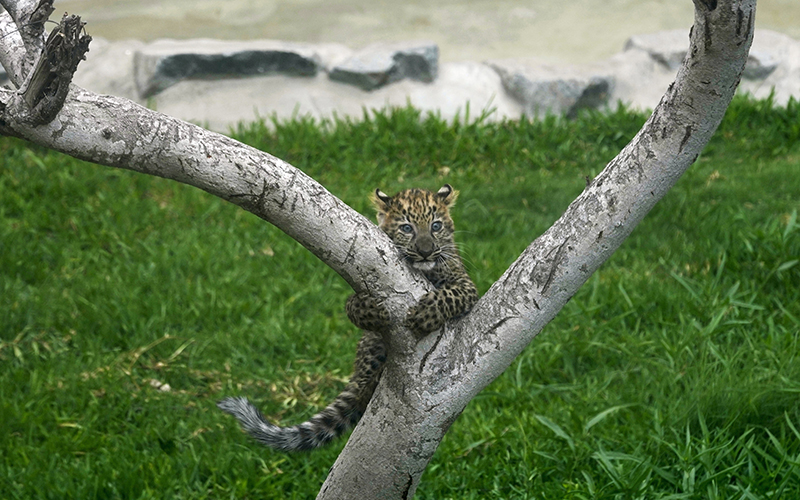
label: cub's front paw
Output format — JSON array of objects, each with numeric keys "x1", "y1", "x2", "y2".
[
  {"x1": 346, "y1": 293, "x2": 390, "y2": 332},
  {"x1": 405, "y1": 292, "x2": 445, "y2": 338}
]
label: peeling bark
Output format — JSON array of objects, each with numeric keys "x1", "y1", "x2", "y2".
[
  {"x1": 1, "y1": 2, "x2": 91, "y2": 125},
  {"x1": 19, "y1": 13, "x2": 91, "y2": 124},
  {"x1": 0, "y1": 0, "x2": 756, "y2": 498}
]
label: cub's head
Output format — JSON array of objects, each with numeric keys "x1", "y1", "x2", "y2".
[{"x1": 371, "y1": 185, "x2": 458, "y2": 272}]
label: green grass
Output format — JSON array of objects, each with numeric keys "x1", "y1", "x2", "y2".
[{"x1": 1, "y1": 95, "x2": 799, "y2": 499}]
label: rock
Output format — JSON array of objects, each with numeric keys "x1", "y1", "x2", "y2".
[
  {"x1": 743, "y1": 49, "x2": 779, "y2": 80},
  {"x1": 624, "y1": 31, "x2": 688, "y2": 71},
  {"x1": 133, "y1": 38, "x2": 328, "y2": 98},
  {"x1": 152, "y1": 61, "x2": 521, "y2": 132},
  {"x1": 0, "y1": 66, "x2": 7, "y2": 86},
  {"x1": 738, "y1": 30, "x2": 800, "y2": 104},
  {"x1": 328, "y1": 41, "x2": 439, "y2": 91},
  {"x1": 743, "y1": 30, "x2": 790, "y2": 80},
  {"x1": 383, "y1": 61, "x2": 521, "y2": 121},
  {"x1": 40, "y1": 29, "x2": 800, "y2": 130},
  {"x1": 624, "y1": 29, "x2": 778, "y2": 79},
  {"x1": 73, "y1": 37, "x2": 145, "y2": 102},
  {"x1": 312, "y1": 43, "x2": 355, "y2": 72},
  {"x1": 602, "y1": 49, "x2": 676, "y2": 112},
  {"x1": 488, "y1": 59, "x2": 613, "y2": 117}
]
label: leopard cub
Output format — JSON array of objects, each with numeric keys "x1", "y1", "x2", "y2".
[
  {"x1": 347, "y1": 184, "x2": 478, "y2": 337},
  {"x1": 218, "y1": 185, "x2": 477, "y2": 452}
]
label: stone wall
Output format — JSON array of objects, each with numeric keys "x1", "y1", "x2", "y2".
[{"x1": 5, "y1": 30, "x2": 798, "y2": 131}]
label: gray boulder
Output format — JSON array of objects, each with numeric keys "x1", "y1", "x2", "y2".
[
  {"x1": 619, "y1": 29, "x2": 800, "y2": 108},
  {"x1": 624, "y1": 31, "x2": 688, "y2": 71},
  {"x1": 601, "y1": 48, "x2": 675, "y2": 112},
  {"x1": 488, "y1": 59, "x2": 613, "y2": 118},
  {"x1": 329, "y1": 41, "x2": 439, "y2": 91},
  {"x1": 151, "y1": 61, "x2": 522, "y2": 132},
  {"x1": 73, "y1": 37, "x2": 145, "y2": 102},
  {"x1": 739, "y1": 30, "x2": 800, "y2": 104},
  {"x1": 625, "y1": 29, "x2": 778, "y2": 79},
  {"x1": 133, "y1": 39, "x2": 337, "y2": 98}
]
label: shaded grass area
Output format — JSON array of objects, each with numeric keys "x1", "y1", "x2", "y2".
[{"x1": 1, "y1": 95, "x2": 799, "y2": 499}]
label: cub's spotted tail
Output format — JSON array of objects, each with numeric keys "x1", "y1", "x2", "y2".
[
  {"x1": 216, "y1": 391, "x2": 359, "y2": 451},
  {"x1": 217, "y1": 331, "x2": 386, "y2": 451}
]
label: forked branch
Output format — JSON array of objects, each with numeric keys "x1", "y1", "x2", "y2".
[
  {"x1": 0, "y1": 1, "x2": 757, "y2": 499},
  {"x1": 317, "y1": 1, "x2": 756, "y2": 498}
]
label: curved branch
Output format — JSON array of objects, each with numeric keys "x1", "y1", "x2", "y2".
[
  {"x1": 0, "y1": 8, "x2": 29, "y2": 83},
  {"x1": 460, "y1": 0, "x2": 755, "y2": 402},
  {"x1": 0, "y1": 9, "x2": 429, "y2": 351},
  {"x1": 0, "y1": 0, "x2": 54, "y2": 80},
  {"x1": 0, "y1": 87, "x2": 427, "y2": 323},
  {"x1": 318, "y1": 1, "x2": 756, "y2": 498}
]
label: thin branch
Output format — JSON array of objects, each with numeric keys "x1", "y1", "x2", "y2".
[
  {"x1": 0, "y1": 8, "x2": 28, "y2": 84},
  {"x1": 0, "y1": 0, "x2": 54, "y2": 74}
]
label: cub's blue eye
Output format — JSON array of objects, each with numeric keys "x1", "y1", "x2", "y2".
[
  {"x1": 431, "y1": 221, "x2": 443, "y2": 232},
  {"x1": 399, "y1": 224, "x2": 414, "y2": 233}
]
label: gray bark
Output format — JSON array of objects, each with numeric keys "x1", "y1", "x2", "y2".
[
  {"x1": 0, "y1": 0, "x2": 756, "y2": 498},
  {"x1": 0, "y1": 0, "x2": 52, "y2": 71},
  {"x1": 0, "y1": 6, "x2": 29, "y2": 82},
  {"x1": 319, "y1": 1, "x2": 756, "y2": 497}
]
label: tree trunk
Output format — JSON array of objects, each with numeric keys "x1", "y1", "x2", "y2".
[
  {"x1": 320, "y1": 1, "x2": 757, "y2": 497},
  {"x1": 0, "y1": 0, "x2": 755, "y2": 498}
]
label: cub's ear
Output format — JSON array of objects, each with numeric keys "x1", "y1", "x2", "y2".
[
  {"x1": 371, "y1": 189, "x2": 392, "y2": 209},
  {"x1": 371, "y1": 188, "x2": 392, "y2": 224},
  {"x1": 374, "y1": 189, "x2": 392, "y2": 205},
  {"x1": 436, "y1": 184, "x2": 458, "y2": 206}
]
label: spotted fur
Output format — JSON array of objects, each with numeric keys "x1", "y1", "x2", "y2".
[
  {"x1": 348, "y1": 184, "x2": 478, "y2": 336},
  {"x1": 218, "y1": 185, "x2": 477, "y2": 451}
]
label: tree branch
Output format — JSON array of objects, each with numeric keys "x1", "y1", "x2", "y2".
[
  {"x1": 0, "y1": 8, "x2": 29, "y2": 83},
  {"x1": 318, "y1": 0, "x2": 756, "y2": 497},
  {"x1": 0, "y1": 5, "x2": 429, "y2": 352},
  {"x1": 0, "y1": 85, "x2": 428, "y2": 316},
  {"x1": 20, "y1": 13, "x2": 91, "y2": 124},
  {"x1": 0, "y1": 0, "x2": 54, "y2": 79},
  {"x1": 0, "y1": 0, "x2": 756, "y2": 498}
]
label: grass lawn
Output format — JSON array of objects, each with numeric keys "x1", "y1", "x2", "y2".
[{"x1": 1, "y1": 96, "x2": 799, "y2": 499}]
